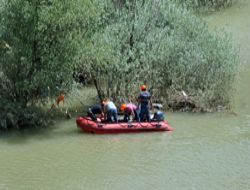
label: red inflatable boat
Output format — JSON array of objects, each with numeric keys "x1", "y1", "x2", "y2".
[{"x1": 76, "y1": 117, "x2": 174, "y2": 134}]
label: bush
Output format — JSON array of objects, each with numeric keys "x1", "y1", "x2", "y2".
[
  {"x1": 81, "y1": 0, "x2": 239, "y2": 111},
  {"x1": 0, "y1": 98, "x2": 50, "y2": 130},
  {"x1": 174, "y1": 0, "x2": 234, "y2": 12},
  {"x1": 0, "y1": 0, "x2": 92, "y2": 104}
]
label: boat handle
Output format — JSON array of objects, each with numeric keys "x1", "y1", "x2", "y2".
[
  {"x1": 127, "y1": 123, "x2": 134, "y2": 128},
  {"x1": 155, "y1": 123, "x2": 161, "y2": 128},
  {"x1": 98, "y1": 124, "x2": 104, "y2": 128}
]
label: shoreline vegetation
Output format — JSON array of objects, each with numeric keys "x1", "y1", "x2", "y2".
[
  {"x1": 175, "y1": 0, "x2": 235, "y2": 13},
  {"x1": 0, "y1": 0, "x2": 239, "y2": 130}
]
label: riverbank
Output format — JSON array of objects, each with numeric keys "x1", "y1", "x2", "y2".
[{"x1": 47, "y1": 86, "x2": 97, "y2": 118}]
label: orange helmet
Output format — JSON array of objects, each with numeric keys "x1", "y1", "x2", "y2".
[
  {"x1": 120, "y1": 104, "x2": 127, "y2": 111},
  {"x1": 140, "y1": 85, "x2": 147, "y2": 91}
]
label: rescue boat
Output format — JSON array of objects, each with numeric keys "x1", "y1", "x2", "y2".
[{"x1": 76, "y1": 117, "x2": 174, "y2": 134}]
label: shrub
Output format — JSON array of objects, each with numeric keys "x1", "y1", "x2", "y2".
[
  {"x1": 81, "y1": 0, "x2": 239, "y2": 111},
  {"x1": 0, "y1": 98, "x2": 50, "y2": 130},
  {"x1": 0, "y1": 0, "x2": 100, "y2": 129},
  {"x1": 174, "y1": 0, "x2": 234, "y2": 12}
]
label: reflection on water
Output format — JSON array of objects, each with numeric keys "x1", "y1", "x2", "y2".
[{"x1": 1, "y1": 1, "x2": 250, "y2": 189}]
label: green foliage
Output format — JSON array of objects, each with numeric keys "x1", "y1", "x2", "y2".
[
  {"x1": 0, "y1": 0, "x2": 240, "y2": 130},
  {"x1": 0, "y1": 0, "x2": 98, "y2": 104},
  {"x1": 0, "y1": 98, "x2": 49, "y2": 130},
  {"x1": 0, "y1": 0, "x2": 100, "y2": 129},
  {"x1": 80, "y1": 0, "x2": 239, "y2": 111}
]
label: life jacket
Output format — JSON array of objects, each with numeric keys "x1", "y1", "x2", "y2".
[
  {"x1": 139, "y1": 91, "x2": 151, "y2": 104},
  {"x1": 125, "y1": 103, "x2": 137, "y2": 114}
]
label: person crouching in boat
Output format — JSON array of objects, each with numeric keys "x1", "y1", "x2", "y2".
[
  {"x1": 103, "y1": 98, "x2": 118, "y2": 123},
  {"x1": 120, "y1": 103, "x2": 139, "y2": 122},
  {"x1": 87, "y1": 102, "x2": 104, "y2": 121},
  {"x1": 152, "y1": 104, "x2": 165, "y2": 121},
  {"x1": 138, "y1": 85, "x2": 152, "y2": 122}
]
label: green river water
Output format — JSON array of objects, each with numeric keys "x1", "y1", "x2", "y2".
[{"x1": 1, "y1": 1, "x2": 250, "y2": 189}]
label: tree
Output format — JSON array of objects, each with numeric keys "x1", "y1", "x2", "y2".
[
  {"x1": 0, "y1": 0, "x2": 99, "y2": 129},
  {"x1": 80, "y1": 0, "x2": 238, "y2": 111}
]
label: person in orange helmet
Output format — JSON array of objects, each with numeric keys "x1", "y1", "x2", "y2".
[
  {"x1": 138, "y1": 85, "x2": 152, "y2": 121},
  {"x1": 120, "y1": 103, "x2": 139, "y2": 122}
]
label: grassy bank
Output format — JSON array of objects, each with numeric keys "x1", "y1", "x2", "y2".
[{"x1": 174, "y1": 0, "x2": 234, "y2": 12}]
